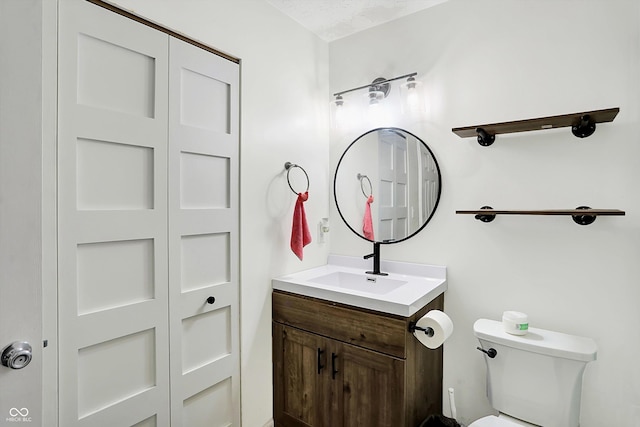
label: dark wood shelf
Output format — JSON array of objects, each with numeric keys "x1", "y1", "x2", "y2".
[
  {"x1": 456, "y1": 208, "x2": 625, "y2": 216},
  {"x1": 456, "y1": 207, "x2": 625, "y2": 225},
  {"x1": 452, "y1": 107, "x2": 619, "y2": 145}
]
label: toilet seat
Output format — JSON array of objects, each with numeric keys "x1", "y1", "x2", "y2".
[{"x1": 468, "y1": 415, "x2": 535, "y2": 427}]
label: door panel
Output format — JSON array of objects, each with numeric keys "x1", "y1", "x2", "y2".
[
  {"x1": 76, "y1": 33, "x2": 156, "y2": 118},
  {"x1": 168, "y1": 37, "x2": 240, "y2": 426},
  {"x1": 340, "y1": 343, "x2": 405, "y2": 427},
  {"x1": 273, "y1": 324, "x2": 324, "y2": 427},
  {"x1": 182, "y1": 377, "x2": 234, "y2": 427},
  {"x1": 58, "y1": 1, "x2": 170, "y2": 425}
]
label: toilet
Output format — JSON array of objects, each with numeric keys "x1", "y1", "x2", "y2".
[{"x1": 470, "y1": 318, "x2": 597, "y2": 427}]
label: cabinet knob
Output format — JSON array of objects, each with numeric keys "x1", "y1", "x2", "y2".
[{"x1": 206, "y1": 296, "x2": 216, "y2": 305}]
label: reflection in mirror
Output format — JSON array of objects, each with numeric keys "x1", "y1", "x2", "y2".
[{"x1": 334, "y1": 128, "x2": 441, "y2": 244}]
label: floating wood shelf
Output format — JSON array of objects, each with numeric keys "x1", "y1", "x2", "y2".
[
  {"x1": 456, "y1": 206, "x2": 626, "y2": 226},
  {"x1": 452, "y1": 107, "x2": 620, "y2": 146}
]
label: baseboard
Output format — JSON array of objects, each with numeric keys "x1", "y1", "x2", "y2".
[{"x1": 262, "y1": 419, "x2": 274, "y2": 427}]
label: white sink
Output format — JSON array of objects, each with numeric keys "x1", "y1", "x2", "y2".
[
  {"x1": 308, "y1": 271, "x2": 408, "y2": 295},
  {"x1": 272, "y1": 255, "x2": 447, "y2": 317}
]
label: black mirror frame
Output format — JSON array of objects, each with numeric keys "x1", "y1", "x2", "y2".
[{"x1": 333, "y1": 127, "x2": 442, "y2": 245}]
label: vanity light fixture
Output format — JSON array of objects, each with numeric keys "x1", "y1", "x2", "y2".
[{"x1": 331, "y1": 72, "x2": 421, "y2": 127}]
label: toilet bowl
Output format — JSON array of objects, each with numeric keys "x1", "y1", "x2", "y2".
[{"x1": 470, "y1": 318, "x2": 597, "y2": 427}]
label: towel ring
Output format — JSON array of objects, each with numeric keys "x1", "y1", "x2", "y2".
[
  {"x1": 357, "y1": 173, "x2": 373, "y2": 198},
  {"x1": 284, "y1": 162, "x2": 309, "y2": 194}
]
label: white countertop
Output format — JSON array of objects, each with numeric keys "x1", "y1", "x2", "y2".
[{"x1": 272, "y1": 255, "x2": 447, "y2": 317}]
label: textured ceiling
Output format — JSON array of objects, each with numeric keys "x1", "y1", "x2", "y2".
[{"x1": 265, "y1": 0, "x2": 448, "y2": 42}]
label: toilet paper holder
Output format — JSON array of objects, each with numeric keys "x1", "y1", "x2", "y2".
[{"x1": 408, "y1": 321, "x2": 434, "y2": 337}]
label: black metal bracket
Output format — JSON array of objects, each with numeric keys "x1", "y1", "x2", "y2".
[
  {"x1": 571, "y1": 114, "x2": 596, "y2": 138},
  {"x1": 474, "y1": 206, "x2": 496, "y2": 223},
  {"x1": 572, "y1": 205, "x2": 596, "y2": 225},
  {"x1": 408, "y1": 321, "x2": 434, "y2": 337},
  {"x1": 476, "y1": 128, "x2": 495, "y2": 146},
  {"x1": 371, "y1": 77, "x2": 391, "y2": 98}
]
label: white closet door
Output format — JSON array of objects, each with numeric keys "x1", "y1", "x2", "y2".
[
  {"x1": 168, "y1": 37, "x2": 240, "y2": 427},
  {"x1": 58, "y1": 1, "x2": 170, "y2": 425},
  {"x1": 378, "y1": 130, "x2": 409, "y2": 241}
]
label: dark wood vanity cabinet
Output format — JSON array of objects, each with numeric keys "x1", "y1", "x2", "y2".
[{"x1": 272, "y1": 290, "x2": 444, "y2": 427}]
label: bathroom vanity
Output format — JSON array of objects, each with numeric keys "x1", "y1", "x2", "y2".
[
  {"x1": 272, "y1": 256, "x2": 447, "y2": 427},
  {"x1": 272, "y1": 127, "x2": 446, "y2": 426}
]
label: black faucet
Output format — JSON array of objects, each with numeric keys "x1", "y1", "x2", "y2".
[{"x1": 364, "y1": 242, "x2": 388, "y2": 276}]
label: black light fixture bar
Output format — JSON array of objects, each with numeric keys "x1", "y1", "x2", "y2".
[{"x1": 333, "y1": 72, "x2": 417, "y2": 97}]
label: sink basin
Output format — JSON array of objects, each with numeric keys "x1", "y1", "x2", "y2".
[
  {"x1": 308, "y1": 271, "x2": 408, "y2": 295},
  {"x1": 272, "y1": 255, "x2": 447, "y2": 316}
]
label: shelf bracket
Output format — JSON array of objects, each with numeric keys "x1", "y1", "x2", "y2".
[
  {"x1": 571, "y1": 115, "x2": 596, "y2": 138},
  {"x1": 475, "y1": 128, "x2": 495, "y2": 146},
  {"x1": 474, "y1": 206, "x2": 496, "y2": 223},
  {"x1": 572, "y1": 206, "x2": 597, "y2": 225}
]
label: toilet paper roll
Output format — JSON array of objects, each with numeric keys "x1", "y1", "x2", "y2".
[{"x1": 413, "y1": 310, "x2": 454, "y2": 349}]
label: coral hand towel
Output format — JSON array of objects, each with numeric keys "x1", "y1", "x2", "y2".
[
  {"x1": 291, "y1": 192, "x2": 312, "y2": 260},
  {"x1": 363, "y1": 195, "x2": 375, "y2": 240}
]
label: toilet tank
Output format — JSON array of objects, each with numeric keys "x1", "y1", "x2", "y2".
[{"x1": 473, "y1": 319, "x2": 597, "y2": 427}]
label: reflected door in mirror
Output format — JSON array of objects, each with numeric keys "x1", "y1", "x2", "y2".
[{"x1": 334, "y1": 128, "x2": 441, "y2": 244}]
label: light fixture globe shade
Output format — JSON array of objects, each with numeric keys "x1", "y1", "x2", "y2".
[
  {"x1": 400, "y1": 76, "x2": 425, "y2": 117},
  {"x1": 330, "y1": 95, "x2": 348, "y2": 130},
  {"x1": 366, "y1": 95, "x2": 391, "y2": 126},
  {"x1": 330, "y1": 94, "x2": 362, "y2": 131}
]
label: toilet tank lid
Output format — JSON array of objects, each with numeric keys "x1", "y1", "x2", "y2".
[{"x1": 473, "y1": 319, "x2": 597, "y2": 362}]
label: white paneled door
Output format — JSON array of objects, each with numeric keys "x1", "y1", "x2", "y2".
[
  {"x1": 168, "y1": 38, "x2": 240, "y2": 427},
  {"x1": 57, "y1": 1, "x2": 239, "y2": 426}
]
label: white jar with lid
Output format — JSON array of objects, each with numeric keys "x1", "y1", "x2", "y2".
[{"x1": 502, "y1": 311, "x2": 529, "y2": 335}]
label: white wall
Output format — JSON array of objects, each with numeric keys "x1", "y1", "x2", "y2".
[
  {"x1": 329, "y1": 0, "x2": 640, "y2": 425},
  {"x1": 108, "y1": 1, "x2": 330, "y2": 425}
]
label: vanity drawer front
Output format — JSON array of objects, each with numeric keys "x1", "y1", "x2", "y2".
[{"x1": 273, "y1": 290, "x2": 406, "y2": 358}]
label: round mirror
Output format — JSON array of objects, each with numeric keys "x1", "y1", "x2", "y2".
[{"x1": 334, "y1": 127, "x2": 441, "y2": 244}]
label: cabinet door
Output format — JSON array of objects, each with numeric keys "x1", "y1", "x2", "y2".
[
  {"x1": 273, "y1": 324, "x2": 328, "y2": 427},
  {"x1": 338, "y1": 342, "x2": 406, "y2": 427}
]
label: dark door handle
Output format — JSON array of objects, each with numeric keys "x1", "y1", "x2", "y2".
[
  {"x1": 317, "y1": 348, "x2": 325, "y2": 374},
  {"x1": 331, "y1": 353, "x2": 338, "y2": 379}
]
